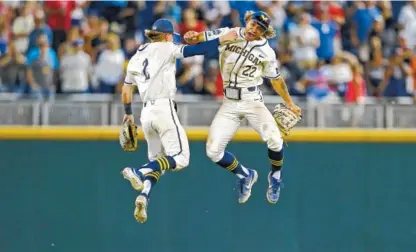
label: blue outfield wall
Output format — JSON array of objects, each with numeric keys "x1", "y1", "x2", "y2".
[{"x1": 1, "y1": 141, "x2": 415, "y2": 252}]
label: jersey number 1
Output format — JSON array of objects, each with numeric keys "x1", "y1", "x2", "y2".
[
  {"x1": 242, "y1": 65, "x2": 256, "y2": 77},
  {"x1": 143, "y1": 59, "x2": 150, "y2": 81}
]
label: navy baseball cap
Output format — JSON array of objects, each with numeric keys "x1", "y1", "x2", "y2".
[
  {"x1": 251, "y1": 11, "x2": 271, "y2": 31},
  {"x1": 151, "y1": 19, "x2": 174, "y2": 34}
]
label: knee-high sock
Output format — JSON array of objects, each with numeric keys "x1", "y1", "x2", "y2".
[
  {"x1": 268, "y1": 148, "x2": 283, "y2": 180},
  {"x1": 141, "y1": 171, "x2": 161, "y2": 199},
  {"x1": 135, "y1": 156, "x2": 177, "y2": 176},
  {"x1": 216, "y1": 151, "x2": 249, "y2": 179}
]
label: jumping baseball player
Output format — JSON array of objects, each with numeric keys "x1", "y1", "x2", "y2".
[
  {"x1": 184, "y1": 11, "x2": 302, "y2": 204},
  {"x1": 120, "y1": 19, "x2": 238, "y2": 223}
]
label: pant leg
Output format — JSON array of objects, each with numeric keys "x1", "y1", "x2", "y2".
[
  {"x1": 206, "y1": 100, "x2": 242, "y2": 162},
  {"x1": 244, "y1": 100, "x2": 283, "y2": 151},
  {"x1": 141, "y1": 109, "x2": 164, "y2": 161},
  {"x1": 156, "y1": 100, "x2": 190, "y2": 170}
]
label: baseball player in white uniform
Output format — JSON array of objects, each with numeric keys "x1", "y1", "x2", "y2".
[
  {"x1": 121, "y1": 19, "x2": 237, "y2": 223},
  {"x1": 184, "y1": 11, "x2": 302, "y2": 204}
]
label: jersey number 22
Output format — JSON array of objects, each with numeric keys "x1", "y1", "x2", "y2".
[{"x1": 242, "y1": 65, "x2": 256, "y2": 77}]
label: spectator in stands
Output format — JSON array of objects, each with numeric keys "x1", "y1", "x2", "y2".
[
  {"x1": 26, "y1": 34, "x2": 58, "y2": 100},
  {"x1": 59, "y1": 39, "x2": 92, "y2": 94},
  {"x1": 343, "y1": 63, "x2": 367, "y2": 127},
  {"x1": 0, "y1": 39, "x2": 26, "y2": 92},
  {"x1": 301, "y1": 61, "x2": 338, "y2": 105},
  {"x1": 57, "y1": 27, "x2": 81, "y2": 59},
  {"x1": 289, "y1": 12, "x2": 320, "y2": 70},
  {"x1": 89, "y1": 18, "x2": 109, "y2": 63},
  {"x1": 43, "y1": 0, "x2": 75, "y2": 51},
  {"x1": 378, "y1": 47, "x2": 413, "y2": 98},
  {"x1": 263, "y1": 1, "x2": 286, "y2": 50},
  {"x1": 312, "y1": 7, "x2": 338, "y2": 62},
  {"x1": 350, "y1": 1, "x2": 383, "y2": 62},
  {"x1": 398, "y1": 0, "x2": 416, "y2": 32},
  {"x1": 178, "y1": 8, "x2": 207, "y2": 37},
  {"x1": 346, "y1": 63, "x2": 367, "y2": 103},
  {"x1": 322, "y1": 52, "x2": 354, "y2": 98},
  {"x1": 282, "y1": 2, "x2": 302, "y2": 35},
  {"x1": 0, "y1": 0, "x2": 415, "y2": 102},
  {"x1": 27, "y1": 9, "x2": 52, "y2": 54},
  {"x1": 83, "y1": 11, "x2": 101, "y2": 59},
  {"x1": 376, "y1": 17, "x2": 397, "y2": 58},
  {"x1": 314, "y1": 1, "x2": 345, "y2": 53},
  {"x1": 12, "y1": 3, "x2": 34, "y2": 54},
  {"x1": 366, "y1": 44, "x2": 388, "y2": 96},
  {"x1": 94, "y1": 33, "x2": 124, "y2": 94}
]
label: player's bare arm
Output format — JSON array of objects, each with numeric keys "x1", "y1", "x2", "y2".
[
  {"x1": 271, "y1": 77, "x2": 302, "y2": 117},
  {"x1": 121, "y1": 84, "x2": 134, "y2": 123}
]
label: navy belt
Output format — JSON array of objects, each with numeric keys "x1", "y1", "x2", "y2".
[
  {"x1": 143, "y1": 99, "x2": 177, "y2": 111},
  {"x1": 224, "y1": 86, "x2": 258, "y2": 92}
]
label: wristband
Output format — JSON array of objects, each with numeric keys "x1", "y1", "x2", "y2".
[{"x1": 124, "y1": 103, "x2": 132, "y2": 115}]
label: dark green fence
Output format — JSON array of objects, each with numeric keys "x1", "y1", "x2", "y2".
[{"x1": 1, "y1": 141, "x2": 415, "y2": 252}]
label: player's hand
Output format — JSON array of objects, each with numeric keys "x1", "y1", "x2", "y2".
[
  {"x1": 123, "y1": 114, "x2": 134, "y2": 124},
  {"x1": 286, "y1": 102, "x2": 302, "y2": 118},
  {"x1": 184, "y1": 31, "x2": 199, "y2": 44},
  {"x1": 219, "y1": 30, "x2": 238, "y2": 44}
]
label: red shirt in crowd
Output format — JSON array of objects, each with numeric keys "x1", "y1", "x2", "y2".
[
  {"x1": 345, "y1": 74, "x2": 366, "y2": 103},
  {"x1": 44, "y1": 0, "x2": 75, "y2": 31},
  {"x1": 178, "y1": 21, "x2": 207, "y2": 37},
  {"x1": 313, "y1": 1, "x2": 345, "y2": 22}
]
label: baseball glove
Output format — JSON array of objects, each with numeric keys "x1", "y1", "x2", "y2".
[
  {"x1": 119, "y1": 120, "x2": 138, "y2": 152},
  {"x1": 272, "y1": 103, "x2": 302, "y2": 136}
]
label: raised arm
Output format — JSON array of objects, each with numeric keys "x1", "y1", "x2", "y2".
[
  {"x1": 184, "y1": 27, "x2": 232, "y2": 44},
  {"x1": 174, "y1": 30, "x2": 238, "y2": 59}
]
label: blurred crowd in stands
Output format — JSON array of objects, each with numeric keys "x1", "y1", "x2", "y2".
[{"x1": 0, "y1": 0, "x2": 415, "y2": 104}]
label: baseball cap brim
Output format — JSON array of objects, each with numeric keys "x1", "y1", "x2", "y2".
[{"x1": 252, "y1": 19, "x2": 269, "y2": 31}]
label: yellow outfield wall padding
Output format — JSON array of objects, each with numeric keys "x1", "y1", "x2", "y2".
[{"x1": 0, "y1": 126, "x2": 416, "y2": 142}]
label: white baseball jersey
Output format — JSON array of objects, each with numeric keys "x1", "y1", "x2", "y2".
[
  {"x1": 205, "y1": 27, "x2": 285, "y2": 161},
  {"x1": 124, "y1": 42, "x2": 190, "y2": 170},
  {"x1": 124, "y1": 42, "x2": 185, "y2": 102},
  {"x1": 204, "y1": 27, "x2": 281, "y2": 88}
]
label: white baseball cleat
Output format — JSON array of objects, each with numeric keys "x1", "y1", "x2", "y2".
[
  {"x1": 121, "y1": 167, "x2": 144, "y2": 191},
  {"x1": 134, "y1": 195, "x2": 148, "y2": 223}
]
